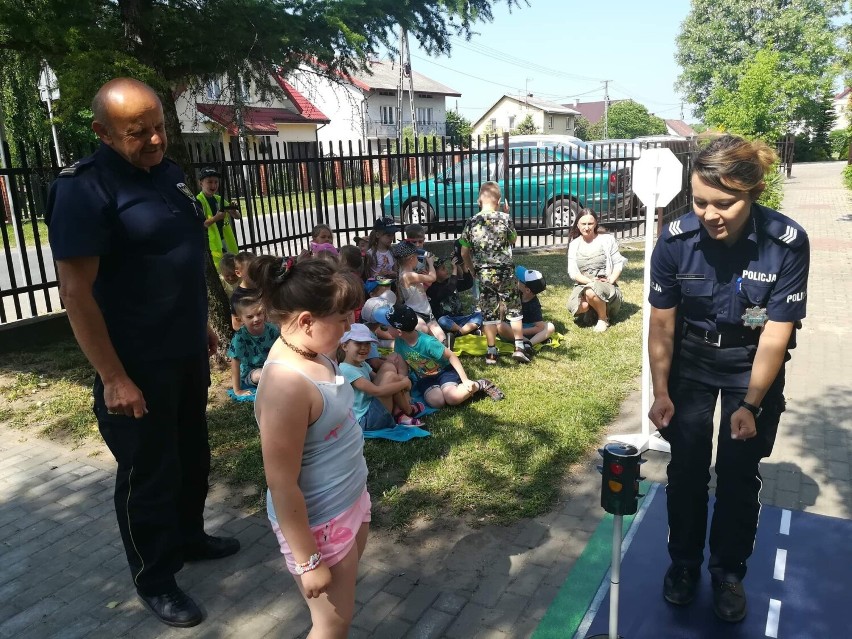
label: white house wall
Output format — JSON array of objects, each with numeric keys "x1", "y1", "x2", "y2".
[
  {"x1": 289, "y1": 69, "x2": 366, "y2": 150},
  {"x1": 472, "y1": 98, "x2": 575, "y2": 137}
]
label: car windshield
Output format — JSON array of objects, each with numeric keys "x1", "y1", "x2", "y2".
[{"x1": 449, "y1": 154, "x2": 500, "y2": 183}]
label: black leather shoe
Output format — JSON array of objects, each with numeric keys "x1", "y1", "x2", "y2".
[
  {"x1": 712, "y1": 577, "x2": 747, "y2": 622},
  {"x1": 138, "y1": 588, "x2": 202, "y2": 627},
  {"x1": 663, "y1": 563, "x2": 700, "y2": 606},
  {"x1": 183, "y1": 534, "x2": 241, "y2": 562}
]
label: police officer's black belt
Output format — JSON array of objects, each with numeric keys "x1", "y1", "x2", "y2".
[{"x1": 683, "y1": 324, "x2": 761, "y2": 348}]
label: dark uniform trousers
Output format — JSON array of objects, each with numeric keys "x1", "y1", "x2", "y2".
[
  {"x1": 662, "y1": 334, "x2": 786, "y2": 581},
  {"x1": 93, "y1": 353, "x2": 211, "y2": 596}
]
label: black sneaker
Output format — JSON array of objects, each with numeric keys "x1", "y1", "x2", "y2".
[
  {"x1": 183, "y1": 534, "x2": 241, "y2": 561},
  {"x1": 663, "y1": 564, "x2": 700, "y2": 606},
  {"x1": 138, "y1": 588, "x2": 203, "y2": 627},
  {"x1": 511, "y1": 348, "x2": 531, "y2": 364},
  {"x1": 522, "y1": 339, "x2": 534, "y2": 358},
  {"x1": 712, "y1": 577, "x2": 747, "y2": 622}
]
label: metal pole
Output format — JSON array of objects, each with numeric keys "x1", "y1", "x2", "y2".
[
  {"x1": 608, "y1": 515, "x2": 623, "y2": 639},
  {"x1": 44, "y1": 94, "x2": 62, "y2": 166}
]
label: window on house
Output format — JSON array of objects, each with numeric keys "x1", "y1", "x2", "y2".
[
  {"x1": 380, "y1": 105, "x2": 395, "y2": 125},
  {"x1": 489, "y1": 118, "x2": 497, "y2": 132},
  {"x1": 566, "y1": 118, "x2": 571, "y2": 131},
  {"x1": 417, "y1": 93, "x2": 434, "y2": 99},
  {"x1": 415, "y1": 107, "x2": 433, "y2": 124},
  {"x1": 509, "y1": 115, "x2": 516, "y2": 130},
  {"x1": 548, "y1": 116, "x2": 554, "y2": 129},
  {"x1": 205, "y1": 78, "x2": 222, "y2": 100}
]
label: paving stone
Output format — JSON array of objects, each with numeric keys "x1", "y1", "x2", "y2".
[
  {"x1": 391, "y1": 583, "x2": 440, "y2": 622},
  {"x1": 354, "y1": 565, "x2": 394, "y2": 604},
  {"x1": 506, "y1": 563, "x2": 549, "y2": 597},
  {"x1": 445, "y1": 601, "x2": 490, "y2": 639},
  {"x1": 433, "y1": 592, "x2": 468, "y2": 616},
  {"x1": 368, "y1": 614, "x2": 412, "y2": 638},
  {"x1": 351, "y1": 591, "x2": 401, "y2": 632},
  {"x1": 0, "y1": 596, "x2": 64, "y2": 637},
  {"x1": 382, "y1": 574, "x2": 417, "y2": 599},
  {"x1": 405, "y1": 608, "x2": 455, "y2": 639}
]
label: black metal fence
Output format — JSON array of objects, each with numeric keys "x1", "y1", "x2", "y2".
[{"x1": 1, "y1": 133, "x2": 696, "y2": 324}]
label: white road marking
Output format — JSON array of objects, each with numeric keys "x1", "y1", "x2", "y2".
[
  {"x1": 780, "y1": 509, "x2": 791, "y2": 535},
  {"x1": 773, "y1": 548, "x2": 787, "y2": 581},
  {"x1": 766, "y1": 599, "x2": 782, "y2": 637}
]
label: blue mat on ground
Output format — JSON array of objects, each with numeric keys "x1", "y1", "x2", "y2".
[
  {"x1": 227, "y1": 388, "x2": 256, "y2": 402},
  {"x1": 579, "y1": 486, "x2": 852, "y2": 639},
  {"x1": 363, "y1": 425, "x2": 431, "y2": 441}
]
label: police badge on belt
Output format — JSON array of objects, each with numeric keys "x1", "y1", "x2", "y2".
[{"x1": 741, "y1": 306, "x2": 768, "y2": 329}]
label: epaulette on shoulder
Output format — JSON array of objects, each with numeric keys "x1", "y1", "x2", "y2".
[
  {"x1": 664, "y1": 212, "x2": 700, "y2": 240},
  {"x1": 761, "y1": 207, "x2": 807, "y2": 249},
  {"x1": 57, "y1": 156, "x2": 95, "y2": 177}
]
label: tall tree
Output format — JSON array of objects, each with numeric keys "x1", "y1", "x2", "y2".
[
  {"x1": 445, "y1": 110, "x2": 472, "y2": 146},
  {"x1": 512, "y1": 114, "x2": 538, "y2": 135},
  {"x1": 585, "y1": 100, "x2": 666, "y2": 140},
  {"x1": 676, "y1": 0, "x2": 846, "y2": 126}
]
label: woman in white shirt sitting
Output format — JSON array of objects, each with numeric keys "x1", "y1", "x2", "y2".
[{"x1": 566, "y1": 210, "x2": 628, "y2": 332}]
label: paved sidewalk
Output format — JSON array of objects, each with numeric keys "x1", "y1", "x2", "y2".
[{"x1": 1, "y1": 162, "x2": 849, "y2": 638}]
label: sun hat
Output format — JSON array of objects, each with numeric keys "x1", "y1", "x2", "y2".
[{"x1": 340, "y1": 323, "x2": 378, "y2": 344}]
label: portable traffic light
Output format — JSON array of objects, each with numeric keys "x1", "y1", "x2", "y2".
[{"x1": 597, "y1": 442, "x2": 644, "y2": 516}]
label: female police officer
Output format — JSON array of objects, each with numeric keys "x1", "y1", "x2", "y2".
[{"x1": 648, "y1": 135, "x2": 809, "y2": 623}]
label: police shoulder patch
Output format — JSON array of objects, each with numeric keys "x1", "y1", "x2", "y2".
[
  {"x1": 762, "y1": 208, "x2": 807, "y2": 248},
  {"x1": 57, "y1": 156, "x2": 95, "y2": 178},
  {"x1": 666, "y1": 212, "x2": 700, "y2": 239}
]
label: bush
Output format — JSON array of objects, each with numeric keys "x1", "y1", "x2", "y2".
[
  {"x1": 793, "y1": 133, "x2": 832, "y2": 162},
  {"x1": 829, "y1": 129, "x2": 850, "y2": 160},
  {"x1": 758, "y1": 162, "x2": 784, "y2": 210},
  {"x1": 843, "y1": 165, "x2": 852, "y2": 191}
]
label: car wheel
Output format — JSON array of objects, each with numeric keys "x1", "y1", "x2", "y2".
[
  {"x1": 404, "y1": 199, "x2": 434, "y2": 226},
  {"x1": 546, "y1": 198, "x2": 580, "y2": 237}
]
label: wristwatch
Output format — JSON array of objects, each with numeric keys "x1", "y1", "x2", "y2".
[{"x1": 738, "y1": 399, "x2": 762, "y2": 418}]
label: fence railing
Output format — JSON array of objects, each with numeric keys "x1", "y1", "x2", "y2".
[{"x1": 1, "y1": 133, "x2": 697, "y2": 325}]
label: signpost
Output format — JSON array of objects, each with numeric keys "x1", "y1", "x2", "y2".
[
  {"x1": 37, "y1": 62, "x2": 62, "y2": 166},
  {"x1": 609, "y1": 147, "x2": 683, "y2": 454}
]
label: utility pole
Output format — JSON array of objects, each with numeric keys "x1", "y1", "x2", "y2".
[
  {"x1": 602, "y1": 80, "x2": 611, "y2": 139},
  {"x1": 680, "y1": 101, "x2": 684, "y2": 121},
  {"x1": 397, "y1": 25, "x2": 404, "y2": 142}
]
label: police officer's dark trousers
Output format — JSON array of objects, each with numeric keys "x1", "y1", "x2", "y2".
[
  {"x1": 94, "y1": 353, "x2": 211, "y2": 596},
  {"x1": 663, "y1": 335, "x2": 785, "y2": 581}
]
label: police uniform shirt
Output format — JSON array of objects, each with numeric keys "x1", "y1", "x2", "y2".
[
  {"x1": 47, "y1": 144, "x2": 208, "y2": 362},
  {"x1": 649, "y1": 205, "x2": 809, "y2": 334}
]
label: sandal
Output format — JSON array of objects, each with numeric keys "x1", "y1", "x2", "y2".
[
  {"x1": 396, "y1": 413, "x2": 424, "y2": 426},
  {"x1": 476, "y1": 378, "x2": 505, "y2": 401},
  {"x1": 409, "y1": 401, "x2": 426, "y2": 416}
]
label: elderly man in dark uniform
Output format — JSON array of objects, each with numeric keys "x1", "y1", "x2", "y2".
[
  {"x1": 46, "y1": 78, "x2": 239, "y2": 628},
  {"x1": 648, "y1": 135, "x2": 809, "y2": 624}
]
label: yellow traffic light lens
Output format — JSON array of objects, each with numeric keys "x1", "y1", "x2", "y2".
[{"x1": 608, "y1": 480, "x2": 623, "y2": 493}]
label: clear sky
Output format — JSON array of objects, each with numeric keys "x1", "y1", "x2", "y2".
[{"x1": 406, "y1": 0, "x2": 695, "y2": 124}]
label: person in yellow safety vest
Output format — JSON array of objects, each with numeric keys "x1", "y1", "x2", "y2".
[{"x1": 197, "y1": 167, "x2": 240, "y2": 271}]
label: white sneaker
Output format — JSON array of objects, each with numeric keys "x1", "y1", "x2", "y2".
[{"x1": 593, "y1": 319, "x2": 609, "y2": 333}]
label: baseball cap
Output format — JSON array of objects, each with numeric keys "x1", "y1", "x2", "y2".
[
  {"x1": 360, "y1": 298, "x2": 393, "y2": 325},
  {"x1": 340, "y1": 323, "x2": 377, "y2": 344},
  {"x1": 364, "y1": 278, "x2": 392, "y2": 294},
  {"x1": 385, "y1": 305, "x2": 418, "y2": 332},
  {"x1": 391, "y1": 241, "x2": 418, "y2": 260},
  {"x1": 373, "y1": 216, "x2": 401, "y2": 233},
  {"x1": 515, "y1": 265, "x2": 546, "y2": 294},
  {"x1": 199, "y1": 167, "x2": 221, "y2": 179}
]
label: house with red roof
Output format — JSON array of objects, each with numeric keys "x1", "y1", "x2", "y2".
[
  {"x1": 287, "y1": 60, "x2": 461, "y2": 151},
  {"x1": 174, "y1": 72, "x2": 330, "y2": 159}
]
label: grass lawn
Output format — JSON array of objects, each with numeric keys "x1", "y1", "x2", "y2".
[
  {"x1": 0, "y1": 249, "x2": 644, "y2": 528},
  {"x1": 1, "y1": 220, "x2": 49, "y2": 249}
]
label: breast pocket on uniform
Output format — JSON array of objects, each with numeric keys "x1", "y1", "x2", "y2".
[
  {"x1": 738, "y1": 281, "x2": 772, "y2": 307},
  {"x1": 681, "y1": 279, "x2": 714, "y2": 315}
]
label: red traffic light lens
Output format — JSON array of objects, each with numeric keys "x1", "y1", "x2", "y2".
[{"x1": 609, "y1": 462, "x2": 624, "y2": 475}]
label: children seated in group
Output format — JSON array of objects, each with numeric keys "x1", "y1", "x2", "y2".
[
  {"x1": 230, "y1": 251, "x2": 258, "y2": 330},
  {"x1": 404, "y1": 223, "x2": 428, "y2": 273},
  {"x1": 497, "y1": 266, "x2": 555, "y2": 357},
  {"x1": 459, "y1": 181, "x2": 530, "y2": 365},
  {"x1": 339, "y1": 244, "x2": 369, "y2": 280},
  {"x1": 227, "y1": 297, "x2": 280, "y2": 396},
  {"x1": 366, "y1": 217, "x2": 400, "y2": 279},
  {"x1": 427, "y1": 253, "x2": 482, "y2": 348},
  {"x1": 360, "y1": 297, "x2": 407, "y2": 375},
  {"x1": 393, "y1": 241, "x2": 447, "y2": 344},
  {"x1": 339, "y1": 324, "x2": 424, "y2": 429},
  {"x1": 385, "y1": 305, "x2": 504, "y2": 407}
]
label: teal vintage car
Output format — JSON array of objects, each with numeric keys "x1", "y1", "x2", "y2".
[{"x1": 381, "y1": 135, "x2": 633, "y2": 235}]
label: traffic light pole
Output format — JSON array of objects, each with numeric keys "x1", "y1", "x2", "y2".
[{"x1": 588, "y1": 514, "x2": 624, "y2": 639}]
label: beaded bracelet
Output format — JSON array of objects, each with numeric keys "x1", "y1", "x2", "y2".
[{"x1": 294, "y1": 552, "x2": 323, "y2": 575}]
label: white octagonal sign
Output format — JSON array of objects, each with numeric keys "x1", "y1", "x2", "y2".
[{"x1": 632, "y1": 147, "x2": 684, "y2": 209}]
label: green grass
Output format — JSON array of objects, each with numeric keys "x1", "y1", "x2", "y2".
[
  {"x1": 843, "y1": 165, "x2": 852, "y2": 191},
  {"x1": 1, "y1": 220, "x2": 49, "y2": 249},
  {"x1": 0, "y1": 250, "x2": 644, "y2": 528}
]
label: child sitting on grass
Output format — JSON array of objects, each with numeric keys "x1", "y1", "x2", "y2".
[
  {"x1": 219, "y1": 252, "x2": 240, "y2": 297},
  {"x1": 230, "y1": 251, "x2": 257, "y2": 330},
  {"x1": 228, "y1": 297, "x2": 280, "y2": 396},
  {"x1": 497, "y1": 266, "x2": 556, "y2": 357},
  {"x1": 360, "y1": 298, "x2": 408, "y2": 376},
  {"x1": 393, "y1": 241, "x2": 447, "y2": 344},
  {"x1": 339, "y1": 324, "x2": 424, "y2": 429},
  {"x1": 427, "y1": 254, "x2": 482, "y2": 348},
  {"x1": 385, "y1": 305, "x2": 504, "y2": 407}
]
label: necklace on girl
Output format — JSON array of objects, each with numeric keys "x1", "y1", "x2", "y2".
[{"x1": 279, "y1": 337, "x2": 317, "y2": 359}]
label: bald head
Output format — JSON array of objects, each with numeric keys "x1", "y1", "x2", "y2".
[{"x1": 92, "y1": 78, "x2": 167, "y2": 170}]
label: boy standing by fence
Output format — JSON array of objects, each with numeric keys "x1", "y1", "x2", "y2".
[{"x1": 459, "y1": 181, "x2": 530, "y2": 365}]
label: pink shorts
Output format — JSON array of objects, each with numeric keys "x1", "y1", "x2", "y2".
[{"x1": 270, "y1": 488, "x2": 371, "y2": 575}]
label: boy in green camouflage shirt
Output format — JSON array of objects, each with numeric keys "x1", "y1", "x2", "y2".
[{"x1": 459, "y1": 181, "x2": 530, "y2": 364}]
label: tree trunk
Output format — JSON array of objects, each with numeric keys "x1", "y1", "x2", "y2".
[{"x1": 205, "y1": 245, "x2": 233, "y2": 366}]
